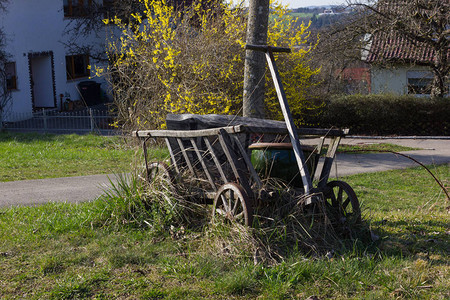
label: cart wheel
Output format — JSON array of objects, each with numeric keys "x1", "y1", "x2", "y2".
[
  {"x1": 145, "y1": 162, "x2": 174, "y2": 184},
  {"x1": 212, "y1": 183, "x2": 253, "y2": 226},
  {"x1": 324, "y1": 181, "x2": 361, "y2": 227}
]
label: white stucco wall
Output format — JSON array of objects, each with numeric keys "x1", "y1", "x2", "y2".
[
  {"x1": 1, "y1": 0, "x2": 107, "y2": 121},
  {"x1": 370, "y1": 65, "x2": 444, "y2": 96},
  {"x1": 370, "y1": 67, "x2": 407, "y2": 95}
]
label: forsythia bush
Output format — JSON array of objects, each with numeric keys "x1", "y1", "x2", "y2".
[{"x1": 100, "y1": 0, "x2": 319, "y2": 129}]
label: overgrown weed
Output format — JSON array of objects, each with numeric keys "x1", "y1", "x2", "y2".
[
  {"x1": 94, "y1": 168, "x2": 374, "y2": 266},
  {"x1": 90, "y1": 169, "x2": 208, "y2": 234}
]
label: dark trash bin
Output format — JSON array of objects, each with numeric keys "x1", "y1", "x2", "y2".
[
  {"x1": 78, "y1": 81, "x2": 101, "y2": 106},
  {"x1": 249, "y1": 142, "x2": 319, "y2": 187}
]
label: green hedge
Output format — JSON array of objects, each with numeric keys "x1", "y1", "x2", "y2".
[{"x1": 304, "y1": 95, "x2": 450, "y2": 136}]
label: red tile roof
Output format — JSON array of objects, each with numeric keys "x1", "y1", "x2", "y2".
[
  {"x1": 365, "y1": 32, "x2": 441, "y2": 64},
  {"x1": 364, "y1": 0, "x2": 449, "y2": 65}
]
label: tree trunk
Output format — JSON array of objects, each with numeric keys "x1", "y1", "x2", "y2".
[
  {"x1": 243, "y1": 0, "x2": 270, "y2": 118},
  {"x1": 430, "y1": 47, "x2": 448, "y2": 98},
  {"x1": 431, "y1": 71, "x2": 445, "y2": 99}
]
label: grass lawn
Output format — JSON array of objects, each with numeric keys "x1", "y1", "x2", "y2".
[
  {"x1": 0, "y1": 131, "x2": 417, "y2": 182},
  {"x1": 0, "y1": 132, "x2": 168, "y2": 182},
  {"x1": 288, "y1": 12, "x2": 314, "y2": 19},
  {"x1": 0, "y1": 158, "x2": 448, "y2": 299},
  {"x1": 337, "y1": 143, "x2": 419, "y2": 154}
]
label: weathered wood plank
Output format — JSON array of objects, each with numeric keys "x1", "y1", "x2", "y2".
[
  {"x1": 264, "y1": 49, "x2": 313, "y2": 195},
  {"x1": 190, "y1": 138, "x2": 217, "y2": 191},
  {"x1": 245, "y1": 44, "x2": 291, "y2": 53},
  {"x1": 176, "y1": 138, "x2": 197, "y2": 176},
  {"x1": 203, "y1": 137, "x2": 228, "y2": 184},
  {"x1": 134, "y1": 126, "x2": 347, "y2": 139},
  {"x1": 142, "y1": 137, "x2": 151, "y2": 182},
  {"x1": 165, "y1": 137, "x2": 180, "y2": 174},
  {"x1": 218, "y1": 129, "x2": 253, "y2": 198},
  {"x1": 245, "y1": 126, "x2": 347, "y2": 137},
  {"x1": 133, "y1": 125, "x2": 245, "y2": 138},
  {"x1": 231, "y1": 135, "x2": 262, "y2": 190},
  {"x1": 165, "y1": 113, "x2": 348, "y2": 137},
  {"x1": 318, "y1": 136, "x2": 342, "y2": 188},
  {"x1": 310, "y1": 137, "x2": 325, "y2": 180}
]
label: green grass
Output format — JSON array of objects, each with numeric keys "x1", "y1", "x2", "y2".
[
  {"x1": 288, "y1": 12, "x2": 314, "y2": 19},
  {"x1": 337, "y1": 143, "x2": 419, "y2": 154},
  {"x1": 309, "y1": 142, "x2": 417, "y2": 157},
  {"x1": 0, "y1": 132, "x2": 415, "y2": 182},
  {"x1": 0, "y1": 132, "x2": 169, "y2": 182},
  {"x1": 0, "y1": 163, "x2": 448, "y2": 299}
]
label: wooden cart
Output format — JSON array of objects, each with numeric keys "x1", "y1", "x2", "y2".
[
  {"x1": 132, "y1": 45, "x2": 361, "y2": 228},
  {"x1": 133, "y1": 121, "x2": 360, "y2": 228}
]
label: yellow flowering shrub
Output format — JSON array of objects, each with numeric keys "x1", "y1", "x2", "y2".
[
  {"x1": 266, "y1": 3, "x2": 321, "y2": 123},
  {"x1": 100, "y1": 0, "x2": 319, "y2": 129}
]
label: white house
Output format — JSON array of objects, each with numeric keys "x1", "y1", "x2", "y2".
[
  {"x1": 364, "y1": 30, "x2": 449, "y2": 97},
  {"x1": 370, "y1": 66, "x2": 436, "y2": 96},
  {"x1": 1, "y1": 0, "x2": 109, "y2": 121}
]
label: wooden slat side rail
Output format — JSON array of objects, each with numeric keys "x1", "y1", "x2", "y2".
[
  {"x1": 203, "y1": 137, "x2": 228, "y2": 184},
  {"x1": 307, "y1": 137, "x2": 325, "y2": 181},
  {"x1": 142, "y1": 137, "x2": 151, "y2": 182},
  {"x1": 133, "y1": 125, "x2": 245, "y2": 138},
  {"x1": 165, "y1": 137, "x2": 181, "y2": 174},
  {"x1": 133, "y1": 126, "x2": 348, "y2": 139},
  {"x1": 176, "y1": 138, "x2": 197, "y2": 177},
  {"x1": 231, "y1": 135, "x2": 262, "y2": 190},
  {"x1": 238, "y1": 126, "x2": 348, "y2": 137},
  {"x1": 190, "y1": 138, "x2": 217, "y2": 191},
  {"x1": 218, "y1": 129, "x2": 253, "y2": 198},
  {"x1": 318, "y1": 136, "x2": 342, "y2": 189}
]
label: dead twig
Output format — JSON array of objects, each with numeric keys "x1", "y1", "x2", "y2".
[{"x1": 341, "y1": 149, "x2": 450, "y2": 203}]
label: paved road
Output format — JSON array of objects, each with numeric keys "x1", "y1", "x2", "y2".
[
  {"x1": 1, "y1": 138, "x2": 449, "y2": 208},
  {"x1": 0, "y1": 174, "x2": 114, "y2": 207},
  {"x1": 314, "y1": 138, "x2": 450, "y2": 177}
]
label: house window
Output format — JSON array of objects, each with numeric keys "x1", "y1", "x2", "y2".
[
  {"x1": 66, "y1": 54, "x2": 90, "y2": 80},
  {"x1": 407, "y1": 71, "x2": 433, "y2": 95},
  {"x1": 64, "y1": 0, "x2": 93, "y2": 18},
  {"x1": 5, "y1": 62, "x2": 17, "y2": 90},
  {"x1": 408, "y1": 78, "x2": 432, "y2": 94}
]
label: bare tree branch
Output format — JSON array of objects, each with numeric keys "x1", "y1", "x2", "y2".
[{"x1": 326, "y1": 0, "x2": 449, "y2": 98}]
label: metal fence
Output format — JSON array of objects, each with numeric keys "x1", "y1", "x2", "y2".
[{"x1": 2, "y1": 108, "x2": 119, "y2": 135}]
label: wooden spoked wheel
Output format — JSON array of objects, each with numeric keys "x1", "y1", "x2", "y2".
[
  {"x1": 212, "y1": 183, "x2": 253, "y2": 226},
  {"x1": 324, "y1": 180, "x2": 361, "y2": 227},
  {"x1": 145, "y1": 161, "x2": 174, "y2": 184}
]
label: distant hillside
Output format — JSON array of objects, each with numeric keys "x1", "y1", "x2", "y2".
[{"x1": 289, "y1": 6, "x2": 352, "y2": 29}]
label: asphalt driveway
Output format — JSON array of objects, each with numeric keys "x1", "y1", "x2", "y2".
[
  {"x1": 0, "y1": 174, "x2": 114, "y2": 207},
  {"x1": 321, "y1": 138, "x2": 450, "y2": 177}
]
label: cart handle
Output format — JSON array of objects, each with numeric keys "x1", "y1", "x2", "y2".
[{"x1": 245, "y1": 44, "x2": 291, "y2": 53}]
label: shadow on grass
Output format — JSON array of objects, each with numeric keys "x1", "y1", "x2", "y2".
[
  {"x1": 0, "y1": 131, "x2": 61, "y2": 143},
  {"x1": 370, "y1": 218, "x2": 449, "y2": 264}
]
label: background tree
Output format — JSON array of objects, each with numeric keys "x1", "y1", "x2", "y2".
[
  {"x1": 97, "y1": 0, "x2": 319, "y2": 130},
  {"x1": 306, "y1": 7, "x2": 367, "y2": 96},
  {"x1": 345, "y1": 0, "x2": 449, "y2": 98},
  {"x1": 63, "y1": 0, "x2": 216, "y2": 62},
  {"x1": 62, "y1": 0, "x2": 146, "y2": 62},
  {"x1": 243, "y1": 0, "x2": 270, "y2": 119}
]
